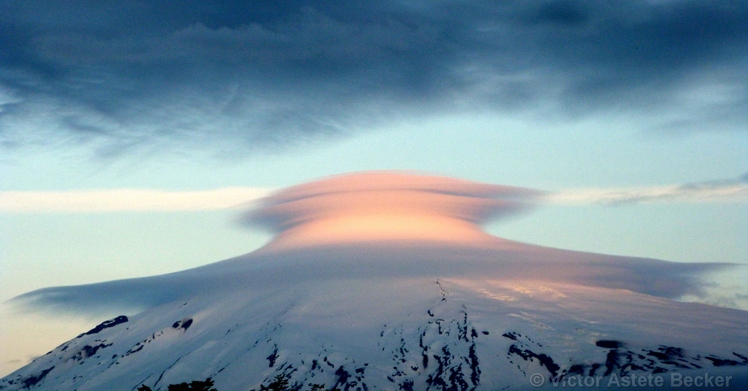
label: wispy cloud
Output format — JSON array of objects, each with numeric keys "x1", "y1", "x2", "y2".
[
  {"x1": 0, "y1": 188, "x2": 270, "y2": 213},
  {"x1": 1, "y1": 1, "x2": 745, "y2": 156},
  {"x1": 546, "y1": 175, "x2": 748, "y2": 206}
]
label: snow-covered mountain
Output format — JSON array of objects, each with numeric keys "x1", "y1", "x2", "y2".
[{"x1": 3, "y1": 172, "x2": 747, "y2": 390}]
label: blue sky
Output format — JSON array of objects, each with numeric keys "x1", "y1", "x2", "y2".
[{"x1": 1, "y1": 0, "x2": 747, "y2": 376}]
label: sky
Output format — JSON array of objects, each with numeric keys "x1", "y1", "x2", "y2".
[{"x1": 1, "y1": 0, "x2": 747, "y2": 377}]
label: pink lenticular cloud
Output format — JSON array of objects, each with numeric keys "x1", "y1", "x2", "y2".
[
  {"x1": 11, "y1": 171, "x2": 744, "y2": 315},
  {"x1": 244, "y1": 171, "x2": 542, "y2": 251}
]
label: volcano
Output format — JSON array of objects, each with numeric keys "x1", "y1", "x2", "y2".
[{"x1": 2, "y1": 172, "x2": 747, "y2": 391}]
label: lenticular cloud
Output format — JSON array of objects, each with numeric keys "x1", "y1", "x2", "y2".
[
  {"x1": 12, "y1": 172, "x2": 733, "y2": 314},
  {"x1": 244, "y1": 171, "x2": 542, "y2": 250}
]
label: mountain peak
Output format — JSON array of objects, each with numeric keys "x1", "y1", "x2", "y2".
[{"x1": 3, "y1": 172, "x2": 747, "y2": 390}]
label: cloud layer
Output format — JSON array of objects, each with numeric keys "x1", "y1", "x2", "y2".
[
  {"x1": 547, "y1": 173, "x2": 748, "y2": 205},
  {"x1": 1, "y1": 1, "x2": 746, "y2": 155},
  {"x1": 0, "y1": 188, "x2": 269, "y2": 213},
  {"x1": 0, "y1": 172, "x2": 748, "y2": 213},
  {"x1": 3, "y1": 173, "x2": 745, "y2": 213}
]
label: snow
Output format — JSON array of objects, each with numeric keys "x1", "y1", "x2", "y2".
[{"x1": 4, "y1": 274, "x2": 747, "y2": 390}]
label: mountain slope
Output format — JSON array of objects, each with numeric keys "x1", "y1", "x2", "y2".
[{"x1": 4, "y1": 247, "x2": 748, "y2": 390}]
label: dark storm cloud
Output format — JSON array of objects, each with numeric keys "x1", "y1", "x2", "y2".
[{"x1": 0, "y1": 1, "x2": 746, "y2": 155}]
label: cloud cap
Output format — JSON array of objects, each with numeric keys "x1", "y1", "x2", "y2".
[
  {"x1": 244, "y1": 171, "x2": 542, "y2": 250},
  {"x1": 9, "y1": 173, "x2": 742, "y2": 314}
]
